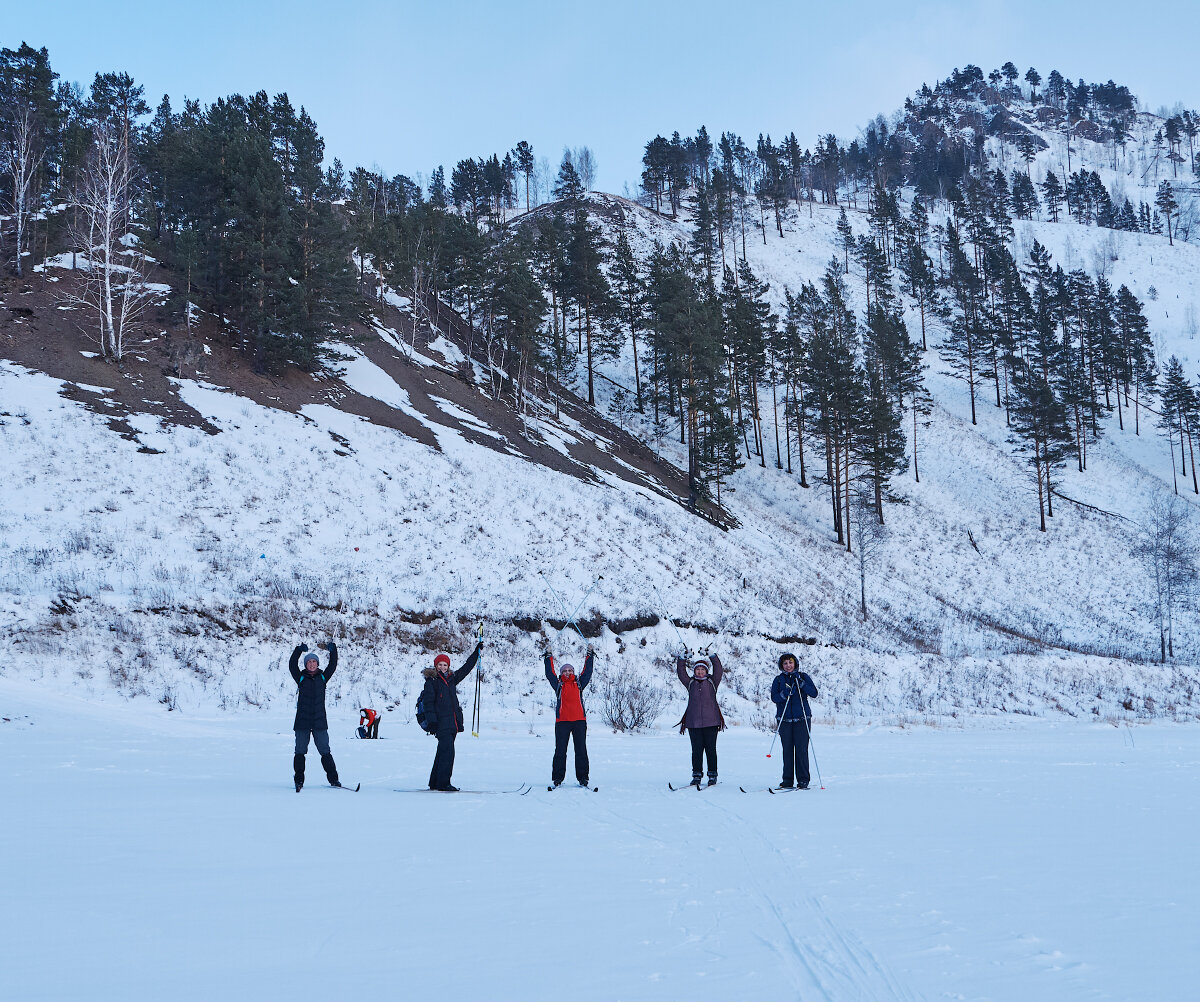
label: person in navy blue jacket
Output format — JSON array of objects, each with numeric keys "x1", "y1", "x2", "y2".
[{"x1": 770, "y1": 652, "x2": 818, "y2": 789}]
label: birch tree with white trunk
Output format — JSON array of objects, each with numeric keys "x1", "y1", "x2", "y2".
[
  {"x1": 67, "y1": 122, "x2": 152, "y2": 362},
  {"x1": 1, "y1": 104, "x2": 47, "y2": 276}
]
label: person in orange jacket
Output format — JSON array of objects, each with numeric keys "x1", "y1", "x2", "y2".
[{"x1": 543, "y1": 646, "x2": 594, "y2": 787}]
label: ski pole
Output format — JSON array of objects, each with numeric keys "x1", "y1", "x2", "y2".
[
  {"x1": 807, "y1": 713, "x2": 825, "y2": 790},
  {"x1": 766, "y1": 690, "x2": 791, "y2": 759},
  {"x1": 650, "y1": 582, "x2": 688, "y2": 652},
  {"x1": 471, "y1": 621, "x2": 483, "y2": 737},
  {"x1": 538, "y1": 571, "x2": 588, "y2": 642},
  {"x1": 565, "y1": 574, "x2": 603, "y2": 632}
]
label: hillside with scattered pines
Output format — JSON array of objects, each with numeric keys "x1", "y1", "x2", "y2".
[{"x1": 2, "y1": 44, "x2": 1198, "y2": 726}]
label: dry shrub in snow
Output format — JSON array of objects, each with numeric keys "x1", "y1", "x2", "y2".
[{"x1": 597, "y1": 663, "x2": 669, "y2": 732}]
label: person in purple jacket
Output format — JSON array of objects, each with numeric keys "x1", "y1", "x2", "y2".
[{"x1": 675, "y1": 651, "x2": 726, "y2": 786}]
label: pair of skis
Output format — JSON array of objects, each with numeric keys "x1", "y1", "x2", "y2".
[
  {"x1": 296, "y1": 782, "x2": 360, "y2": 793},
  {"x1": 740, "y1": 785, "x2": 809, "y2": 794},
  {"x1": 548, "y1": 782, "x2": 599, "y2": 792},
  {"x1": 668, "y1": 781, "x2": 719, "y2": 792},
  {"x1": 393, "y1": 784, "x2": 533, "y2": 795}
]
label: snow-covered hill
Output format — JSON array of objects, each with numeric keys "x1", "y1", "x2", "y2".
[{"x1": 3, "y1": 83, "x2": 1199, "y2": 728}]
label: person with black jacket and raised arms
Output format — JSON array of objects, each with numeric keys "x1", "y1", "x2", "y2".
[
  {"x1": 420, "y1": 640, "x2": 482, "y2": 791},
  {"x1": 771, "y1": 652, "x2": 818, "y2": 789},
  {"x1": 543, "y1": 646, "x2": 594, "y2": 787},
  {"x1": 288, "y1": 641, "x2": 341, "y2": 791}
]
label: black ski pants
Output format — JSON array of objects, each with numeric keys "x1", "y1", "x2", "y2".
[
  {"x1": 688, "y1": 726, "x2": 719, "y2": 779},
  {"x1": 552, "y1": 720, "x2": 589, "y2": 785},
  {"x1": 778, "y1": 719, "x2": 811, "y2": 786},
  {"x1": 293, "y1": 729, "x2": 338, "y2": 785},
  {"x1": 429, "y1": 730, "x2": 457, "y2": 789}
]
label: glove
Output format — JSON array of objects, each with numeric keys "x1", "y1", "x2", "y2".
[
  {"x1": 297, "y1": 644, "x2": 308, "y2": 653},
  {"x1": 586, "y1": 644, "x2": 595, "y2": 656},
  {"x1": 680, "y1": 646, "x2": 692, "y2": 659}
]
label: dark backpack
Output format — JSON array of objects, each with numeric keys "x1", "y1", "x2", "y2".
[{"x1": 415, "y1": 691, "x2": 436, "y2": 734}]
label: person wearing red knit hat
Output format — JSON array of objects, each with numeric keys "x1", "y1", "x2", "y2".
[
  {"x1": 420, "y1": 642, "x2": 481, "y2": 791},
  {"x1": 543, "y1": 645, "x2": 595, "y2": 787}
]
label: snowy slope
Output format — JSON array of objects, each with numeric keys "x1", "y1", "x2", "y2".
[{"x1": 4, "y1": 90, "x2": 1200, "y2": 727}]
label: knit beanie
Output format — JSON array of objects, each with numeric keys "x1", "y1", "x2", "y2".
[
  {"x1": 693, "y1": 658, "x2": 710, "y2": 673},
  {"x1": 434, "y1": 653, "x2": 451, "y2": 669},
  {"x1": 303, "y1": 652, "x2": 320, "y2": 668},
  {"x1": 560, "y1": 663, "x2": 576, "y2": 676}
]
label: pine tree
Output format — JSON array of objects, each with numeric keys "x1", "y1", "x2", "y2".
[
  {"x1": 1114, "y1": 285, "x2": 1154, "y2": 434},
  {"x1": 1041, "y1": 171, "x2": 1063, "y2": 222},
  {"x1": 1025, "y1": 67, "x2": 1041, "y2": 102},
  {"x1": 690, "y1": 182, "x2": 717, "y2": 282},
  {"x1": 939, "y1": 223, "x2": 991, "y2": 424},
  {"x1": 427, "y1": 165, "x2": 447, "y2": 208},
  {"x1": 553, "y1": 157, "x2": 585, "y2": 211},
  {"x1": 1155, "y1": 181, "x2": 1177, "y2": 245},
  {"x1": 1008, "y1": 355, "x2": 1073, "y2": 531},
  {"x1": 513, "y1": 140, "x2": 535, "y2": 212},
  {"x1": 1159, "y1": 357, "x2": 1197, "y2": 494},
  {"x1": 0, "y1": 43, "x2": 60, "y2": 275},
  {"x1": 836, "y1": 206, "x2": 853, "y2": 272},
  {"x1": 859, "y1": 303, "x2": 912, "y2": 519},
  {"x1": 802, "y1": 262, "x2": 864, "y2": 545},
  {"x1": 564, "y1": 208, "x2": 616, "y2": 406},
  {"x1": 611, "y1": 229, "x2": 645, "y2": 411}
]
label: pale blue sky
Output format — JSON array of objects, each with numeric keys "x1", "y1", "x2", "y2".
[{"x1": 7, "y1": 0, "x2": 1200, "y2": 193}]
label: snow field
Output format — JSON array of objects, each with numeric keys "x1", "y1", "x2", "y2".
[{"x1": 1, "y1": 677, "x2": 1196, "y2": 1001}]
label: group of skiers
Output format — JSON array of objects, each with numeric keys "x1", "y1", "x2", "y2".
[{"x1": 286, "y1": 640, "x2": 818, "y2": 792}]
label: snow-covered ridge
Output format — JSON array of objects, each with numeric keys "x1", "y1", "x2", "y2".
[{"x1": 5, "y1": 74, "x2": 1200, "y2": 723}]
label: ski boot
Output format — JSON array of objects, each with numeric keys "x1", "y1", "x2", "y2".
[
  {"x1": 321, "y1": 753, "x2": 341, "y2": 788},
  {"x1": 707, "y1": 773, "x2": 718, "y2": 787},
  {"x1": 293, "y1": 754, "x2": 305, "y2": 792},
  {"x1": 691, "y1": 773, "x2": 702, "y2": 788}
]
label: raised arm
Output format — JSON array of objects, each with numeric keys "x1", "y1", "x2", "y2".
[
  {"x1": 452, "y1": 642, "x2": 481, "y2": 685},
  {"x1": 324, "y1": 641, "x2": 338, "y2": 679},
  {"x1": 675, "y1": 657, "x2": 690, "y2": 688},
  {"x1": 579, "y1": 652, "x2": 594, "y2": 690},
  {"x1": 544, "y1": 654, "x2": 559, "y2": 689},
  {"x1": 288, "y1": 645, "x2": 305, "y2": 684},
  {"x1": 709, "y1": 653, "x2": 724, "y2": 687}
]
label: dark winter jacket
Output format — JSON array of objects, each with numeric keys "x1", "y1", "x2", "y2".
[
  {"x1": 544, "y1": 654, "x2": 594, "y2": 721},
  {"x1": 676, "y1": 654, "x2": 725, "y2": 732},
  {"x1": 771, "y1": 670, "x2": 818, "y2": 722},
  {"x1": 420, "y1": 644, "x2": 481, "y2": 735},
  {"x1": 289, "y1": 643, "x2": 338, "y2": 731}
]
